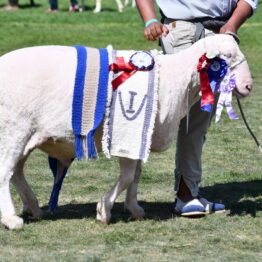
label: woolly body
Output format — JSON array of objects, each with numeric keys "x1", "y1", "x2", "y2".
[{"x1": 0, "y1": 35, "x2": 252, "y2": 229}]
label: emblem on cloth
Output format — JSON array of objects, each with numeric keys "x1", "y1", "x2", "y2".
[{"x1": 119, "y1": 91, "x2": 147, "y2": 121}]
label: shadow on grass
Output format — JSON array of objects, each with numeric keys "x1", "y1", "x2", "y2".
[
  {"x1": 200, "y1": 179, "x2": 262, "y2": 217},
  {"x1": 23, "y1": 180, "x2": 262, "y2": 224},
  {"x1": 60, "y1": 6, "x2": 118, "y2": 12},
  {"x1": 18, "y1": 3, "x2": 42, "y2": 9},
  {"x1": 26, "y1": 201, "x2": 175, "y2": 225}
]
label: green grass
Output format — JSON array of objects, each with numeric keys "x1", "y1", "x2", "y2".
[{"x1": 0, "y1": 0, "x2": 262, "y2": 261}]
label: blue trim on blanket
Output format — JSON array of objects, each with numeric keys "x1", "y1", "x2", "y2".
[
  {"x1": 72, "y1": 46, "x2": 109, "y2": 159},
  {"x1": 139, "y1": 68, "x2": 155, "y2": 159},
  {"x1": 48, "y1": 157, "x2": 70, "y2": 212},
  {"x1": 72, "y1": 45, "x2": 87, "y2": 159},
  {"x1": 87, "y1": 48, "x2": 109, "y2": 158}
]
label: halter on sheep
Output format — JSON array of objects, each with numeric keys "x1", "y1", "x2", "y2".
[{"x1": 0, "y1": 34, "x2": 252, "y2": 229}]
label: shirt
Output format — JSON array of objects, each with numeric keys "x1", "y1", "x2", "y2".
[{"x1": 156, "y1": 0, "x2": 258, "y2": 20}]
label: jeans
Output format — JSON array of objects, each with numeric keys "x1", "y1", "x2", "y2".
[{"x1": 49, "y1": 0, "x2": 78, "y2": 10}]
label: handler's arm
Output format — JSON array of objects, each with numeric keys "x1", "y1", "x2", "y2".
[
  {"x1": 220, "y1": 0, "x2": 254, "y2": 34},
  {"x1": 136, "y1": 0, "x2": 169, "y2": 42}
]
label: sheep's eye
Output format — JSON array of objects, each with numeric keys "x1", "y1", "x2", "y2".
[{"x1": 221, "y1": 53, "x2": 232, "y2": 61}]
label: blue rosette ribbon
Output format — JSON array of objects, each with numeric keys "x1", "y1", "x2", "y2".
[{"x1": 202, "y1": 57, "x2": 228, "y2": 112}]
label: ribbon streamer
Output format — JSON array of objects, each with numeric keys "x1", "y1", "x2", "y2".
[
  {"x1": 215, "y1": 69, "x2": 239, "y2": 122},
  {"x1": 109, "y1": 57, "x2": 137, "y2": 90},
  {"x1": 197, "y1": 54, "x2": 214, "y2": 112}
]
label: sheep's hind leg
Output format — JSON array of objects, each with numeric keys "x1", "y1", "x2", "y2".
[
  {"x1": 11, "y1": 156, "x2": 43, "y2": 220},
  {"x1": 93, "y1": 0, "x2": 101, "y2": 13},
  {"x1": 124, "y1": 160, "x2": 145, "y2": 220},
  {"x1": 116, "y1": 0, "x2": 124, "y2": 12},
  {"x1": 0, "y1": 125, "x2": 33, "y2": 229},
  {"x1": 0, "y1": 181, "x2": 24, "y2": 229},
  {"x1": 96, "y1": 158, "x2": 138, "y2": 224},
  {"x1": 0, "y1": 156, "x2": 28, "y2": 229}
]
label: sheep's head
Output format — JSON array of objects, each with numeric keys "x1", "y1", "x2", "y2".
[{"x1": 205, "y1": 34, "x2": 253, "y2": 98}]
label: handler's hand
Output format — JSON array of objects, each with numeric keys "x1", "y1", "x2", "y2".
[
  {"x1": 219, "y1": 22, "x2": 237, "y2": 34},
  {"x1": 144, "y1": 22, "x2": 169, "y2": 42}
]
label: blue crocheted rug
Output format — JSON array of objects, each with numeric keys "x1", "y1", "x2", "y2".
[{"x1": 72, "y1": 46, "x2": 109, "y2": 159}]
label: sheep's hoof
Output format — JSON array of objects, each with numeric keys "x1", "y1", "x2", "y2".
[
  {"x1": 32, "y1": 208, "x2": 44, "y2": 220},
  {"x1": 23, "y1": 207, "x2": 43, "y2": 220},
  {"x1": 96, "y1": 218, "x2": 110, "y2": 225},
  {"x1": 133, "y1": 216, "x2": 144, "y2": 221},
  {"x1": 96, "y1": 202, "x2": 110, "y2": 224},
  {"x1": 93, "y1": 8, "x2": 100, "y2": 13},
  {"x1": 125, "y1": 203, "x2": 145, "y2": 220},
  {"x1": 1, "y1": 215, "x2": 24, "y2": 230}
]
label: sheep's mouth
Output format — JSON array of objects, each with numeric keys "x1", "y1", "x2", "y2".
[{"x1": 233, "y1": 87, "x2": 245, "y2": 98}]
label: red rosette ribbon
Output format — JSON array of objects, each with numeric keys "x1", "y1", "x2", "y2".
[
  {"x1": 197, "y1": 53, "x2": 214, "y2": 109},
  {"x1": 109, "y1": 57, "x2": 138, "y2": 90}
]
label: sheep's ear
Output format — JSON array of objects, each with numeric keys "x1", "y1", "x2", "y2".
[{"x1": 206, "y1": 50, "x2": 219, "y2": 59}]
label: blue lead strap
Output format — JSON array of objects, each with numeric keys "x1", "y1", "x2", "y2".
[{"x1": 48, "y1": 157, "x2": 71, "y2": 212}]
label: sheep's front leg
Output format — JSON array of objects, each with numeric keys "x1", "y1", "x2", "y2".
[
  {"x1": 96, "y1": 158, "x2": 138, "y2": 224},
  {"x1": 124, "y1": 160, "x2": 145, "y2": 220}
]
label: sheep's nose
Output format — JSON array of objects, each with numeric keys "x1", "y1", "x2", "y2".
[{"x1": 246, "y1": 85, "x2": 252, "y2": 92}]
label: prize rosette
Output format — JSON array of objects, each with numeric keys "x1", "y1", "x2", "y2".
[
  {"x1": 110, "y1": 51, "x2": 155, "y2": 89},
  {"x1": 129, "y1": 51, "x2": 155, "y2": 71}
]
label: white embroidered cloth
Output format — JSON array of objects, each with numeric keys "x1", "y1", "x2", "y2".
[{"x1": 103, "y1": 49, "x2": 159, "y2": 162}]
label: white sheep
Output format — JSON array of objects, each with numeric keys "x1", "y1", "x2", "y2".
[
  {"x1": 0, "y1": 34, "x2": 252, "y2": 229},
  {"x1": 92, "y1": 0, "x2": 135, "y2": 13}
]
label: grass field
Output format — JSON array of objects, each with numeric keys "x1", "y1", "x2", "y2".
[{"x1": 0, "y1": 0, "x2": 261, "y2": 261}]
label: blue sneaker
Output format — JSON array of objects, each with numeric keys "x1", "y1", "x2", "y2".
[
  {"x1": 174, "y1": 198, "x2": 206, "y2": 217},
  {"x1": 199, "y1": 197, "x2": 225, "y2": 214}
]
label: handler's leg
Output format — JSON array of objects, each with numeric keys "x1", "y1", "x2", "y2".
[
  {"x1": 174, "y1": 99, "x2": 225, "y2": 216},
  {"x1": 160, "y1": 19, "x2": 225, "y2": 216},
  {"x1": 175, "y1": 100, "x2": 210, "y2": 198}
]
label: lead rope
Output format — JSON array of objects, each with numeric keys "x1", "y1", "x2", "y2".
[{"x1": 237, "y1": 98, "x2": 262, "y2": 153}]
